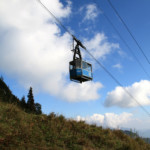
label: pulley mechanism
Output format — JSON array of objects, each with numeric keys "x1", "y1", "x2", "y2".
[{"x1": 69, "y1": 37, "x2": 93, "y2": 83}]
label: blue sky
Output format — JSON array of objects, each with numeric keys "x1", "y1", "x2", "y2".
[{"x1": 1, "y1": 0, "x2": 150, "y2": 137}]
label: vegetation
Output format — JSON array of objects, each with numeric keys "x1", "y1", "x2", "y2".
[
  {"x1": 0, "y1": 77, "x2": 150, "y2": 149},
  {"x1": 27, "y1": 87, "x2": 36, "y2": 112},
  {"x1": 143, "y1": 138, "x2": 150, "y2": 144},
  {"x1": 0, "y1": 77, "x2": 42, "y2": 114},
  {"x1": 0, "y1": 102, "x2": 150, "y2": 150}
]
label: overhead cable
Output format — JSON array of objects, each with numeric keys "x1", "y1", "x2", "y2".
[
  {"x1": 107, "y1": 0, "x2": 150, "y2": 64},
  {"x1": 37, "y1": 0, "x2": 73, "y2": 38},
  {"x1": 85, "y1": 49, "x2": 150, "y2": 117},
  {"x1": 37, "y1": 0, "x2": 86, "y2": 49},
  {"x1": 92, "y1": 0, "x2": 150, "y2": 79},
  {"x1": 36, "y1": 0, "x2": 150, "y2": 117}
]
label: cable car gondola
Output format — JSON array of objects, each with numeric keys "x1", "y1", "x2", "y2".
[{"x1": 69, "y1": 37, "x2": 93, "y2": 83}]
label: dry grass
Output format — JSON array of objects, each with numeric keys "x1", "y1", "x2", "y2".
[{"x1": 0, "y1": 101, "x2": 150, "y2": 150}]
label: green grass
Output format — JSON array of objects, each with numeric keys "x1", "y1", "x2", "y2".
[{"x1": 0, "y1": 101, "x2": 150, "y2": 150}]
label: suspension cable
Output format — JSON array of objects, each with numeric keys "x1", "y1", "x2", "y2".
[
  {"x1": 37, "y1": 0, "x2": 73, "y2": 37},
  {"x1": 36, "y1": 0, "x2": 150, "y2": 117},
  {"x1": 85, "y1": 48, "x2": 150, "y2": 117},
  {"x1": 107, "y1": 0, "x2": 150, "y2": 64},
  {"x1": 92, "y1": 0, "x2": 150, "y2": 79}
]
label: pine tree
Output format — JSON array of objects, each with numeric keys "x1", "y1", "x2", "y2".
[
  {"x1": 27, "y1": 87, "x2": 35, "y2": 113},
  {"x1": 20, "y1": 96, "x2": 26, "y2": 109},
  {"x1": 35, "y1": 103, "x2": 42, "y2": 114},
  {"x1": 0, "y1": 76, "x2": 4, "y2": 81}
]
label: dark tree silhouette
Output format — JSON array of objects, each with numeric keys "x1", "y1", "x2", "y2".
[
  {"x1": 27, "y1": 87, "x2": 35, "y2": 112},
  {"x1": 0, "y1": 77, "x2": 42, "y2": 115},
  {"x1": 20, "y1": 96, "x2": 26, "y2": 109},
  {"x1": 0, "y1": 77, "x2": 12, "y2": 103},
  {"x1": 35, "y1": 103, "x2": 42, "y2": 114},
  {"x1": 0, "y1": 76, "x2": 4, "y2": 81}
]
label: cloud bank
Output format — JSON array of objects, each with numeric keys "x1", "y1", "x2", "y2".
[
  {"x1": 0, "y1": 0, "x2": 119, "y2": 102},
  {"x1": 105, "y1": 80, "x2": 150, "y2": 107},
  {"x1": 76, "y1": 112, "x2": 150, "y2": 131},
  {"x1": 76, "y1": 112, "x2": 133, "y2": 128}
]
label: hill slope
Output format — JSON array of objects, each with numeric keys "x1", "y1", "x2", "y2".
[
  {"x1": 0, "y1": 77, "x2": 150, "y2": 149},
  {"x1": 0, "y1": 77, "x2": 42, "y2": 114},
  {"x1": 0, "y1": 77, "x2": 20, "y2": 105},
  {"x1": 0, "y1": 101, "x2": 150, "y2": 150}
]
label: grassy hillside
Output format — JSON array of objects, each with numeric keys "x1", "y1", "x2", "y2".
[
  {"x1": 0, "y1": 77, "x2": 150, "y2": 149},
  {"x1": 0, "y1": 77, "x2": 42, "y2": 114},
  {"x1": 0, "y1": 101, "x2": 150, "y2": 150}
]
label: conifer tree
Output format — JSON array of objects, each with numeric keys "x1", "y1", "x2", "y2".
[
  {"x1": 35, "y1": 103, "x2": 42, "y2": 114},
  {"x1": 21, "y1": 96, "x2": 26, "y2": 108},
  {"x1": 0, "y1": 76, "x2": 4, "y2": 81},
  {"x1": 27, "y1": 87, "x2": 35, "y2": 112}
]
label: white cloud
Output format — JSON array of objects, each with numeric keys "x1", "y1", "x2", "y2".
[
  {"x1": 0, "y1": 0, "x2": 103, "y2": 102},
  {"x1": 105, "y1": 80, "x2": 150, "y2": 107},
  {"x1": 84, "y1": 33, "x2": 119, "y2": 59},
  {"x1": 104, "y1": 112, "x2": 132, "y2": 128},
  {"x1": 76, "y1": 112, "x2": 133, "y2": 128},
  {"x1": 63, "y1": 82, "x2": 103, "y2": 102},
  {"x1": 79, "y1": 3, "x2": 100, "y2": 22},
  {"x1": 40, "y1": 0, "x2": 72, "y2": 19},
  {"x1": 84, "y1": 4, "x2": 99, "y2": 21},
  {"x1": 76, "y1": 112, "x2": 150, "y2": 135},
  {"x1": 113, "y1": 63, "x2": 122, "y2": 69}
]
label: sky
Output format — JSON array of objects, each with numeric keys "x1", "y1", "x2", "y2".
[{"x1": 1, "y1": 0, "x2": 150, "y2": 137}]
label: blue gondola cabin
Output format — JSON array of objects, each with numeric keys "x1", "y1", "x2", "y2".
[{"x1": 69, "y1": 59, "x2": 92, "y2": 83}]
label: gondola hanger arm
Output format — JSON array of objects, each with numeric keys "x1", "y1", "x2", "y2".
[{"x1": 73, "y1": 36, "x2": 86, "y2": 50}]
